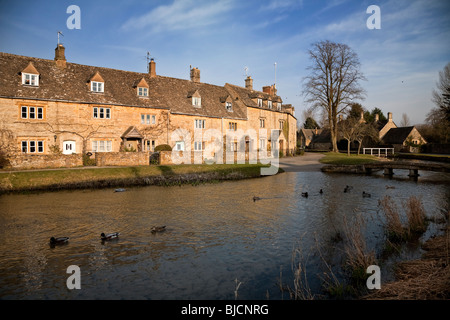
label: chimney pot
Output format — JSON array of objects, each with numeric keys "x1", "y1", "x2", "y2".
[
  {"x1": 54, "y1": 44, "x2": 66, "y2": 69},
  {"x1": 388, "y1": 112, "x2": 393, "y2": 121},
  {"x1": 190, "y1": 67, "x2": 200, "y2": 83},
  {"x1": 149, "y1": 58, "x2": 156, "y2": 78},
  {"x1": 245, "y1": 76, "x2": 253, "y2": 90}
]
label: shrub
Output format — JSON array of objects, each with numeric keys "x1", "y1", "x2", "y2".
[{"x1": 154, "y1": 144, "x2": 172, "y2": 152}]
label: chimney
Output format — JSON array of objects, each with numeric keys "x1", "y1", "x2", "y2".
[
  {"x1": 262, "y1": 85, "x2": 274, "y2": 95},
  {"x1": 245, "y1": 76, "x2": 253, "y2": 90},
  {"x1": 375, "y1": 113, "x2": 379, "y2": 122},
  {"x1": 149, "y1": 58, "x2": 156, "y2": 78},
  {"x1": 360, "y1": 110, "x2": 364, "y2": 122},
  {"x1": 190, "y1": 67, "x2": 200, "y2": 83},
  {"x1": 54, "y1": 44, "x2": 66, "y2": 69},
  {"x1": 388, "y1": 112, "x2": 393, "y2": 121}
]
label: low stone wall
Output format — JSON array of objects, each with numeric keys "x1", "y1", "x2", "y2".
[
  {"x1": 95, "y1": 152, "x2": 150, "y2": 167},
  {"x1": 7, "y1": 154, "x2": 83, "y2": 170},
  {"x1": 158, "y1": 151, "x2": 271, "y2": 165}
]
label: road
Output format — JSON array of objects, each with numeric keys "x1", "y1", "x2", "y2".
[{"x1": 278, "y1": 152, "x2": 325, "y2": 172}]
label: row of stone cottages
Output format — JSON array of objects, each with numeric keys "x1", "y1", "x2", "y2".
[{"x1": 0, "y1": 44, "x2": 297, "y2": 169}]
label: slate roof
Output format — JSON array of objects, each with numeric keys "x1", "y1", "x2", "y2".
[
  {"x1": 0, "y1": 51, "x2": 247, "y2": 120},
  {"x1": 381, "y1": 126, "x2": 415, "y2": 144}
]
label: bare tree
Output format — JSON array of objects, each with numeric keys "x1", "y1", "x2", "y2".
[
  {"x1": 302, "y1": 40, "x2": 366, "y2": 152},
  {"x1": 338, "y1": 117, "x2": 359, "y2": 156},
  {"x1": 426, "y1": 62, "x2": 450, "y2": 143},
  {"x1": 400, "y1": 113, "x2": 411, "y2": 127}
]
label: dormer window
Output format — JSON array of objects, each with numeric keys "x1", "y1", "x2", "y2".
[
  {"x1": 21, "y1": 62, "x2": 40, "y2": 87},
  {"x1": 91, "y1": 81, "x2": 104, "y2": 93},
  {"x1": 277, "y1": 102, "x2": 281, "y2": 111},
  {"x1": 226, "y1": 102, "x2": 232, "y2": 112},
  {"x1": 136, "y1": 78, "x2": 149, "y2": 97},
  {"x1": 138, "y1": 87, "x2": 148, "y2": 97},
  {"x1": 268, "y1": 100, "x2": 273, "y2": 109},
  {"x1": 89, "y1": 71, "x2": 105, "y2": 93},
  {"x1": 193, "y1": 97, "x2": 201, "y2": 107},
  {"x1": 257, "y1": 98, "x2": 263, "y2": 107},
  {"x1": 22, "y1": 73, "x2": 39, "y2": 86}
]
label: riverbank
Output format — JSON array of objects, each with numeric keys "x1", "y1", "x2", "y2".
[
  {"x1": 363, "y1": 225, "x2": 450, "y2": 300},
  {"x1": 0, "y1": 163, "x2": 278, "y2": 194}
]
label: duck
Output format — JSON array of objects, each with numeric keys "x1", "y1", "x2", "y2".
[
  {"x1": 362, "y1": 191, "x2": 371, "y2": 198},
  {"x1": 319, "y1": 189, "x2": 323, "y2": 194},
  {"x1": 151, "y1": 226, "x2": 166, "y2": 233},
  {"x1": 344, "y1": 185, "x2": 353, "y2": 193},
  {"x1": 114, "y1": 188, "x2": 126, "y2": 192},
  {"x1": 101, "y1": 232, "x2": 120, "y2": 240},
  {"x1": 49, "y1": 236, "x2": 69, "y2": 245},
  {"x1": 385, "y1": 185, "x2": 395, "y2": 189},
  {"x1": 301, "y1": 192, "x2": 308, "y2": 198},
  {"x1": 253, "y1": 196, "x2": 262, "y2": 202}
]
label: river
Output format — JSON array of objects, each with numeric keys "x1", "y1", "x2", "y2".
[{"x1": 0, "y1": 168, "x2": 449, "y2": 299}]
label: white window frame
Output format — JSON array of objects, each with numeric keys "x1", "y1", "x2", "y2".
[
  {"x1": 21, "y1": 140, "x2": 44, "y2": 153},
  {"x1": 260, "y1": 118, "x2": 265, "y2": 128},
  {"x1": 175, "y1": 141, "x2": 185, "y2": 151},
  {"x1": 138, "y1": 87, "x2": 148, "y2": 97},
  {"x1": 257, "y1": 98, "x2": 263, "y2": 107},
  {"x1": 92, "y1": 140, "x2": 112, "y2": 152},
  {"x1": 195, "y1": 119, "x2": 205, "y2": 129},
  {"x1": 260, "y1": 139, "x2": 266, "y2": 150},
  {"x1": 192, "y1": 97, "x2": 201, "y2": 107},
  {"x1": 91, "y1": 81, "x2": 104, "y2": 93},
  {"x1": 277, "y1": 103, "x2": 281, "y2": 111},
  {"x1": 226, "y1": 102, "x2": 232, "y2": 112},
  {"x1": 21, "y1": 106, "x2": 44, "y2": 120},
  {"x1": 268, "y1": 100, "x2": 273, "y2": 109},
  {"x1": 22, "y1": 73, "x2": 39, "y2": 86},
  {"x1": 93, "y1": 107, "x2": 111, "y2": 119},
  {"x1": 194, "y1": 141, "x2": 204, "y2": 151}
]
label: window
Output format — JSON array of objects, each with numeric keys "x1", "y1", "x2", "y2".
[
  {"x1": 141, "y1": 114, "x2": 156, "y2": 125},
  {"x1": 268, "y1": 100, "x2": 273, "y2": 109},
  {"x1": 22, "y1": 73, "x2": 39, "y2": 86},
  {"x1": 192, "y1": 97, "x2": 201, "y2": 107},
  {"x1": 138, "y1": 87, "x2": 148, "y2": 97},
  {"x1": 145, "y1": 139, "x2": 156, "y2": 151},
  {"x1": 21, "y1": 140, "x2": 44, "y2": 153},
  {"x1": 260, "y1": 139, "x2": 266, "y2": 150},
  {"x1": 279, "y1": 120, "x2": 285, "y2": 130},
  {"x1": 92, "y1": 140, "x2": 112, "y2": 152},
  {"x1": 93, "y1": 107, "x2": 111, "y2": 119},
  {"x1": 257, "y1": 98, "x2": 263, "y2": 107},
  {"x1": 226, "y1": 102, "x2": 232, "y2": 112},
  {"x1": 91, "y1": 81, "x2": 104, "y2": 93},
  {"x1": 175, "y1": 141, "x2": 185, "y2": 151},
  {"x1": 277, "y1": 103, "x2": 282, "y2": 111},
  {"x1": 230, "y1": 141, "x2": 238, "y2": 152},
  {"x1": 20, "y1": 106, "x2": 44, "y2": 120},
  {"x1": 229, "y1": 122, "x2": 237, "y2": 131},
  {"x1": 195, "y1": 119, "x2": 205, "y2": 129},
  {"x1": 260, "y1": 119, "x2": 265, "y2": 128},
  {"x1": 194, "y1": 141, "x2": 205, "y2": 151}
]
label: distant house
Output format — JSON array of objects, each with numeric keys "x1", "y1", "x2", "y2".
[
  {"x1": 298, "y1": 128, "x2": 322, "y2": 148},
  {"x1": 381, "y1": 126, "x2": 427, "y2": 153},
  {"x1": 374, "y1": 112, "x2": 398, "y2": 140}
]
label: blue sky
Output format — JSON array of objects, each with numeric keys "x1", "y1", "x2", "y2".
[{"x1": 1, "y1": 0, "x2": 449, "y2": 125}]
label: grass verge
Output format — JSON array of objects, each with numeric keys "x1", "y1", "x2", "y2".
[
  {"x1": 0, "y1": 163, "x2": 277, "y2": 194},
  {"x1": 319, "y1": 152, "x2": 380, "y2": 165}
]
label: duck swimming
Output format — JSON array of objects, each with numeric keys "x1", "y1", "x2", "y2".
[
  {"x1": 101, "y1": 232, "x2": 120, "y2": 240},
  {"x1": 319, "y1": 189, "x2": 323, "y2": 194},
  {"x1": 253, "y1": 196, "x2": 262, "y2": 202},
  {"x1": 49, "y1": 237, "x2": 69, "y2": 245},
  {"x1": 151, "y1": 226, "x2": 166, "y2": 233},
  {"x1": 362, "y1": 191, "x2": 371, "y2": 198},
  {"x1": 114, "y1": 188, "x2": 126, "y2": 192},
  {"x1": 301, "y1": 192, "x2": 308, "y2": 198}
]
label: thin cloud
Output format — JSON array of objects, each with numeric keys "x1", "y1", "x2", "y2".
[{"x1": 121, "y1": 0, "x2": 234, "y2": 33}]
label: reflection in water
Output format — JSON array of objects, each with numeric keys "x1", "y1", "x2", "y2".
[{"x1": 0, "y1": 170, "x2": 448, "y2": 299}]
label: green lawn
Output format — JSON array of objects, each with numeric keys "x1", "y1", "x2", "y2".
[
  {"x1": 319, "y1": 152, "x2": 380, "y2": 165},
  {"x1": 0, "y1": 163, "x2": 272, "y2": 193}
]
